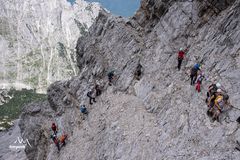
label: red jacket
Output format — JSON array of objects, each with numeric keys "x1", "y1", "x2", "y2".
[
  {"x1": 52, "y1": 124, "x2": 57, "y2": 131},
  {"x1": 178, "y1": 51, "x2": 185, "y2": 59}
]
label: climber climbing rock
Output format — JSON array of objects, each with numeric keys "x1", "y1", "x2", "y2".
[
  {"x1": 207, "y1": 83, "x2": 219, "y2": 98},
  {"x1": 51, "y1": 123, "x2": 58, "y2": 135},
  {"x1": 59, "y1": 134, "x2": 67, "y2": 146},
  {"x1": 206, "y1": 82, "x2": 225, "y2": 103},
  {"x1": 80, "y1": 105, "x2": 88, "y2": 114},
  {"x1": 50, "y1": 133, "x2": 68, "y2": 151},
  {"x1": 87, "y1": 89, "x2": 96, "y2": 105},
  {"x1": 207, "y1": 89, "x2": 231, "y2": 122},
  {"x1": 134, "y1": 64, "x2": 143, "y2": 80},
  {"x1": 95, "y1": 83, "x2": 102, "y2": 96},
  {"x1": 190, "y1": 63, "x2": 201, "y2": 85},
  {"x1": 107, "y1": 70, "x2": 115, "y2": 86},
  {"x1": 207, "y1": 88, "x2": 220, "y2": 115},
  {"x1": 212, "y1": 89, "x2": 224, "y2": 121},
  {"x1": 195, "y1": 71, "x2": 205, "y2": 92},
  {"x1": 50, "y1": 134, "x2": 60, "y2": 151},
  {"x1": 177, "y1": 48, "x2": 187, "y2": 71}
]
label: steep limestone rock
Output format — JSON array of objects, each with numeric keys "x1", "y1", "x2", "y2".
[
  {"x1": 19, "y1": 101, "x2": 53, "y2": 160},
  {"x1": 18, "y1": 0, "x2": 240, "y2": 159},
  {"x1": 134, "y1": 0, "x2": 237, "y2": 29},
  {"x1": 76, "y1": 10, "x2": 145, "y2": 91}
]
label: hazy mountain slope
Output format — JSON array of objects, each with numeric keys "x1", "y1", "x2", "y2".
[{"x1": 0, "y1": 0, "x2": 100, "y2": 93}]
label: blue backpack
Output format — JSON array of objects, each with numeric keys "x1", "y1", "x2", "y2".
[
  {"x1": 194, "y1": 64, "x2": 200, "y2": 70},
  {"x1": 80, "y1": 105, "x2": 87, "y2": 113}
]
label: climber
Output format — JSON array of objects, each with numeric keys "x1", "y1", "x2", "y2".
[
  {"x1": 195, "y1": 71, "x2": 205, "y2": 92},
  {"x1": 212, "y1": 89, "x2": 224, "y2": 121},
  {"x1": 50, "y1": 134, "x2": 60, "y2": 151},
  {"x1": 134, "y1": 64, "x2": 143, "y2": 80},
  {"x1": 107, "y1": 70, "x2": 115, "y2": 86},
  {"x1": 59, "y1": 134, "x2": 67, "y2": 146},
  {"x1": 206, "y1": 82, "x2": 226, "y2": 103},
  {"x1": 80, "y1": 105, "x2": 88, "y2": 114},
  {"x1": 177, "y1": 48, "x2": 187, "y2": 71},
  {"x1": 207, "y1": 83, "x2": 226, "y2": 97},
  {"x1": 51, "y1": 123, "x2": 58, "y2": 135},
  {"x1": 207, "y1": 83, "x2": 218, "y2": 98},
  {"x1": 207, "y1": 91, "x2": 218, "y2": 114},
  {"x1": 207, "y1": 89, "x2": 230, "y2": 122},
  {"x1": 190, "y1": 63, "x2": 201, "y2": 85},
  {"x1": 95, "y1": 83, "x2": 102, "y2": 96},
  {"x1": 87, "y1": 89, "x2": 96, "y2": 105}
]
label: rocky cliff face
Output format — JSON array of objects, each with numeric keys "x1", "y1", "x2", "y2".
[
  {"x1": 0, "y1": 0, "x2": 100, "y2": 93},
  {"x1": 18, "y1": 0, "x2": 240, "y2": 159}
]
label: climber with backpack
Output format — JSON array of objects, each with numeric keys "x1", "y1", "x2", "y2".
[
  {"x1": 80, "y1": 105, "x2": 88, "y2": 114},
  {"x1": 51, "y1": 123, "x2": 58, "y2": 135},
  {"x1": 95, "y1": 83, "x2": 102, "y2": 96},
  {"x1": 207, "y1": 83, "x2": 219, "y2": 98},
  {"x1": 59, "y1": 134, "x2": 67, "y2": 146},
  {"x1": 207, "y1": 89, "x2": 223, "y2": 121},
  {"x1": 134, "y1": 64, "x2": 143, "y2": 80},
  {"x1": 50, "y1": 134, "x2": 60, "y2": 151},
  {"x1": 212, "y1": 89, "x2": 224, "y2": 121},
  {"x1": 207, "y1": 89, "x2": 230, "y2": 122},
  {"x1": 190, "y1": 63, "x2": 201, "y2": 85},
  {"x1": 208, "y1": 83, "x2": 226, "y2": 96},
  {"x1": 206, "y1": 82, "x2": 226, "y2": 103},
  {"x1": 177, "y1": 48, "x2": 187, "y2": 71},
  {"x1": 87, "y1": 88, "x2": 96, "y2": 105},
  {"x1": 207, "y1": 89, "x2": 218, "y2": 112},
  {"x1": 107, "y1": 70, "x2": 115, "y2": 86},
  {"x1": 195, "y1": 71, "x2": 205, "y2": 92}
]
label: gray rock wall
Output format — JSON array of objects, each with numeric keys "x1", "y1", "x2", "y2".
[{"x1": 18, "y1": 0, "x2": 240, "y2": 159}]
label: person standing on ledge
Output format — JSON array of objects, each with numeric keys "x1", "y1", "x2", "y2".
[{"x1": 177, "y1": 47, "x2": 188, "y2": 71}]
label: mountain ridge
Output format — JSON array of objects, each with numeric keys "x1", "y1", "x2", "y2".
[{"x1": 5, "y1": 0, "x2": 240, "y2": 159}]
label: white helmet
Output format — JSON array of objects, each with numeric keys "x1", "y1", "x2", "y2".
[
  {"x1": 217, "y1": 89, "x2": 222, "y2": 93},
  {"x1": 180, "y1": 48, "x2": 183, "y2": 51},
  {"x1": 216, "y1": 83, "x2": 221, "y2": 88}
]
